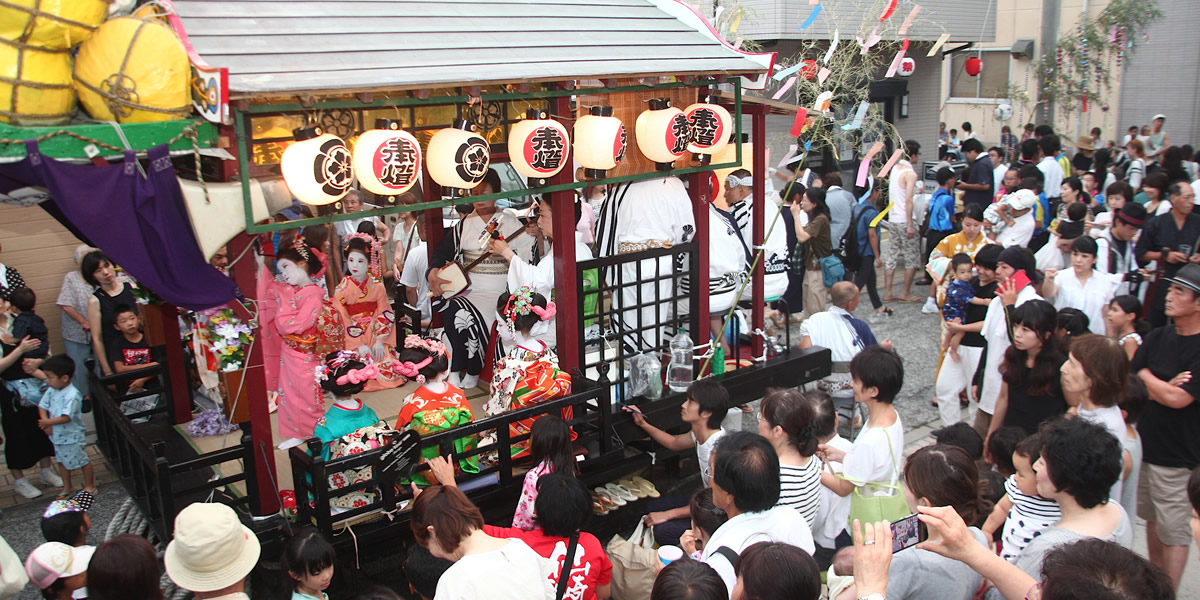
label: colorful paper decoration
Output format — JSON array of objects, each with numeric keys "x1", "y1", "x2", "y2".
[
  {"x1": 683, "y1": 96, "x2": 732, "y2": 165},
  {"x1": 574, "y1": 106, "x2": 626, "y2": 178},
  {"x1": 507, "y1": 109, "x2": 569, "y2": 187},
  {"x1": 280, "y1": 126, "x2": 353, "y2": 206},
  {"x1": 635, "y1": 98, "x2": 691, "y2": 171},
  {"x1": 965, "y1": 56, "x2": 983, "y2": 76},
  {"x1": 799, "y1": 59, "x2": 820, "y2": 80},
  {"x1": 352, "y1": 119, "x2": 421, "y2": 197},
  {"x1": 427, "y1": 120, "x2": 491, "y2": 198}
]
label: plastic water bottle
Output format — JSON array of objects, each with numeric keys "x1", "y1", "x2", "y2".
[{"x1": 667, "y1": 330, "x2": 694, "y2": 392}]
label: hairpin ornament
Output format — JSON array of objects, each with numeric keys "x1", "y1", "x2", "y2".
[{"x1": 336, "y1": 364, "x2": 380, "y2": 385}]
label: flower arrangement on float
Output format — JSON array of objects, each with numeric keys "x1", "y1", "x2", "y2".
[{"x1": 204, "y1": 308, "x2": 253, "y2": 372}]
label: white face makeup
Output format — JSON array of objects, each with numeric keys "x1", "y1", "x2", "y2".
[
  {"x1": 278, "y1": 259, "x2": 310, "y2": 287},
  {"x1": 346, "y1": 251, "x2": 368, "y2": 280}
]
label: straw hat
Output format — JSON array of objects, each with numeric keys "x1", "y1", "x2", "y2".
[
  {"x1": 164, "y1": 503, "x2": 260, "y2": 592},
  {"x1": 26, "y1": 542, "x2": 94, "y2": 590},
  {"x1": 1073, "y1": 136, "x2": 1096, "y2": 151}
]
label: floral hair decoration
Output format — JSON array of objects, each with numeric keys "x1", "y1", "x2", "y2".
[
  {"x1": 404, "y1": 334, "x2": 447, "y2": 356},
  {"x1": 395, "y1": 357, "x2": 433, "y2": 383},
  {"x1": 343, "y1": 232, "x2": 383, "y2": 280},
  {"x1": 315, "y1": 350, "x2": 363, "y2": 384},
  {"x1": 336, "y1": 363, "x2": 380, "y2": 385},
  {"x1": 503, "y1": 286, "x2": 556, "y2": 328},
  {"x1": 292, "y1": 236, "x2": 311, "y2": 261}
]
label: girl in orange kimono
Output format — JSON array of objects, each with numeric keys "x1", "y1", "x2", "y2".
[
  {"x1": 394, "y1": 336, "x2": 479, "y2": 485},
  {"x1": 485, "y1": 287, "x2": 572, "y2": 458},
  {"x1": 332, "y1": 234, "x2": 404, "y2": 391},
  {"x1": 266, "y1": 241, "x2": 344, "y2": 449}
]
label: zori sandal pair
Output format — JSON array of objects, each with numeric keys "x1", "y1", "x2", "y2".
[
  {"x1": 591, "y1": 477, "x2": 661, "y2": 515},
  {"x1": 618, "y1": 476, "x2": 660, "y2": 499}
]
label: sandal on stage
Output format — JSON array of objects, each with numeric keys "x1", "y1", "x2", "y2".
[{"x1": 630, "y1": 476, "x2": 661, "y2": 498}]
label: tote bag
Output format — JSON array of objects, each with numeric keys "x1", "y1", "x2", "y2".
[
  {"x1": 606, "y1": 520, "x2": 658, "y2": 600},
  {"x1": 844, "y1": 427, "x2": 909, "y2": 525}
]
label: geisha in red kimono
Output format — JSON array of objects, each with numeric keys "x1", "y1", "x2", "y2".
[
  {"x1": 263, "y1": 240, "x2": 344, "y2": 449},
  {"x1": 394, "y1": 336, "x2": 480, "y2": 485},
  {"x1": 332, "y1": 234, "x2": 403, "y2": 390},
  {"x1": 484, "y1": 287, "x2": 572, "y2": 458}
]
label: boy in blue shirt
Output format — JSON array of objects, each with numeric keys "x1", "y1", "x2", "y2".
[
  {"x1": 925, "y1": 167, "x2": 958, "y2": 260},
  {"x1": 36, "y1": 355, "x2": 94, "y2": 497}
]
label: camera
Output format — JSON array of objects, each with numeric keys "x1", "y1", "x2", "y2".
[{"x1": 1124, "y1": 270, "x2": 1144, "y2": 286}]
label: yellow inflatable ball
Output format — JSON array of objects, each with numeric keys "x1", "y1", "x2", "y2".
[
  {"x1": 0, "y1": 43, "x2": 75, "y2": 125},
  {"x1": 74, "y1": 16, "x2": 191, "y2": 123},
  {"x1": 0, "y1": 0, "x2": 108, "y2": 50}
]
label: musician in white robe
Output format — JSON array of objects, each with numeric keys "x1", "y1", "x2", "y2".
[
  {"x1": 595, "y1": 177, "x2": 695, "y2": 351},
  {"x1": 730, "y1": 173, "x2": 790, "y2": 303},
  {"x1": 490, "y1": 194, "x2": 594, "y2": 349},
  {"x1": 693, "y1": 170, "x2": 754, "y2": 353},
  {"x1": 428, "y1": 169, "x2": 535, "y2": 389}
]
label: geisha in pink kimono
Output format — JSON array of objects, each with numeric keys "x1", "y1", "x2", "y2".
[
  {"x1": 485, "y1": 288, "x2": 572, "y2": 458},
  {"x1": 332, "y1": 234, "x2": 403, "y2": 391},
  {"x1": 266, "y1": 241, "x2": 345, "y2": 449}
]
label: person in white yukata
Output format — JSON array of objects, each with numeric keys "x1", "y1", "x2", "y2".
[
  {"x1": 697, "y1": 170, "x2": 756, "y2": 353},
  {"x1": 730, "y1": 171, "x2": 790, "y2": 308},
  {"x1": 594, "y1": 177, "x2": 695, "y2": 351},
  {"x1": 490, "y1": 195, "x2": 594, "y2": 349}
]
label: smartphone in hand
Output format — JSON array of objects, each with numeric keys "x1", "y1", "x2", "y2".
[
  {"x1": 891, "y1": 513, "x2": 927, "y2": 553},
  {"x1": 1008, "y1": 269, "x2": 1032, "y2": 291}
]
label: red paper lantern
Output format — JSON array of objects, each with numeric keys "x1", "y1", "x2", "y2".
[
  {"x1": 898, "y1": 57, "x2": 916, "y2": 77},
  {"x1": 352, "y1": 119, "x2": 421, "y2": 197},
  {"x1": 965, "y1": 57, "x2": 983, "y2": 76},
  {"x1": 507, "y1": 109, "x2": 569, "y2": 187},
  {"x1": 799, "y1": 59, "x2": 820, "y2": 81}
]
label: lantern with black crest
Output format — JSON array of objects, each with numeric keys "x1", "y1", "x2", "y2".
[
  {"x1": 280, "y1": 126, "x2": 353, "y2": 205},
  {"x1": 573, "y1": 105, "x2": 625, "y2": 179},
  {"x1": 682, "y1": 95, "x2": 731, "y2": 165},
  {"x1": 508, "y1": 109, "x2": 569, "y2": 187},
  {"x1": 427, "y1": 119, "x2": 491, "y2": 198},
  {"x1": 352, "y1": 118, "x2": 422, "y2": 199},
  {"x1": 636, "y1": 98, "x2": 691, "y2": 171}
]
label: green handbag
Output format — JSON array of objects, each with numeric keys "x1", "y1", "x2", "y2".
[{"x1": 842, "y1": 427, "x2": 910, "y2": 526}]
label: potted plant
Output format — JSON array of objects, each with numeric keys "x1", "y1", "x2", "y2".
[{"x1": 205, "y1": 309, "x2": 255, "y2": 424}]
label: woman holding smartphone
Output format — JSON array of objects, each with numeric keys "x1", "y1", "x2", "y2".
[{"x1": 833, "y1": 444, "x2": 992, "y2": 600}]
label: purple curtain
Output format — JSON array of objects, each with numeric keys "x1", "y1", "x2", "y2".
[{"x1": 0, "y1": 141, "x2": 237, "y2": 310}]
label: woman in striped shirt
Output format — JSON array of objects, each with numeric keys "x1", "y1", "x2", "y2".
[{"x1": 757, "y1": 388, "x2": 823, "y2": 528}]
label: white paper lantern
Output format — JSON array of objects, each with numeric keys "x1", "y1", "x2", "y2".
[
  {"x1": 898, "y1": 57, "x2": 916, "y2": 77},
  {"x1": 352, "y1": 118, "x2": 422, "y2": 197},
  {"x1": 507, "y1": 109, "x2": 570, "y2": 187},
  {"x1": 573, "y1": 106, "x2": 626, "y2": 179},
  {"x1": 280, "y1": 127, "x2": 353, "y2": 206},
  {"x1": 427, "y1": 120, "x2": 491, "y2": 198},
  {"x1": 635, "y1": 98, "x2": 691, "y2": 170},
  {"x1": 683, "y1": 95, "x2": 732, "y2": 164}
]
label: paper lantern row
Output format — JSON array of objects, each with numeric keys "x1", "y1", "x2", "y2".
[{"x1": 280, "y1": 98, "x2": 733, "y2": 205}]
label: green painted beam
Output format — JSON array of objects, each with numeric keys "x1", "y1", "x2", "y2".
[{"x1": 0, "y1": 120, "x2": 218, "y2": 159}]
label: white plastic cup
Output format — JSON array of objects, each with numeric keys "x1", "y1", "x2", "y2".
[{"x1": 658, "y1": 545, "x2": 684, "y2": 565}]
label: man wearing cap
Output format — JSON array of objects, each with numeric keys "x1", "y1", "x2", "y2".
[
  {"x1": 936, "y1": 244, "x2": 1002, "y2": 426},
  {"x1": 1147, "y1": 114, "x2": 1170, "y2": 161},
  {"x1": 1133, "y1": 262, "x2": 1200, "y2": 590},
  {"x1": 974, "y1": 246, "x2": 1043, "y2": 439},
  {"x1": 1096, "y1": 203, "x2": 1149, "y2": 297},
  {"x1": 1136, "y1": 181, "x2": 1200, "y2": 327},
  {"x1": 165, "y1": 503, "x2": 261, "y2": 599}
]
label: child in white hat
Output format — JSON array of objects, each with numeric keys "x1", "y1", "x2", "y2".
[{"x1": 25, "y1": 542, "x2": 93, "y2": 600}]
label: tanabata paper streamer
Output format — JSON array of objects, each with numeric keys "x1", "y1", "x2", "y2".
[
  {"x1": 879, "y1": 0, "x2": 899, "y2": 21},
  {"x1": 885, "y1": 49, "x2": 905, "y2": 77},
  {"x1": 734, "y1": 37, "x2": 744, "y2": 49},
  {"x1": 813, "y1": 91, "x2": 833, "y2": 112},
  {"x1": 811, "y1": 0, "x2": 819, "y2": 4},
  {"x1": 789, "y1": 108, "x2": 809, "y2": 137},
  {"x1": 804, "y1": 140, "x2": 813, "y2": 152},
  {"x1": 714, "y1": 5, "x2": 724, "y2": 23},
  {"x1": 841, "y1": 101, "x2": 870, "y2": 130},
  {"x1": 818, "y1": 67, "x2": 832, "y2": 84},
  {"x1": 776, "y1": 144, "x2": 798, "y2": 169},
  {"x1": 876, "y1": 148, "x2": 905, "y2": 178},
  {"x1": 864, "y1": 141, "x2": 885, "y2": 160},
  {"x1": 774, "y1": 61, "x2": 806, "y2": 81},
  {"x1": 772, "y1": 75, "x2": 798, "y2": 100},
  {"x1": 730, "y1": 13, "x2": 743, "y2": 33},
  {"x1": 823, "y1": 29, "x2": 839, "y2": 64},
  {"x1": 927, "y1": 32, "x2": 951, "y2": 56},
  {"x1": 856, "y1": 158, "x2": 872, "y2": 187},
  {"x1": 898, "y1": 5, "x2": 921, "y2": 35},
  {"x1": 799, "y1": 5, "x2": 822, "y2": 30},
  {"x1": 858, "y1": 27, "x2": 882, "y2": 55}
]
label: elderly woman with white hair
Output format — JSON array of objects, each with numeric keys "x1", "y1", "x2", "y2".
[{"x1": 56, "y1": 245, "x2": 98, "y2": 400}]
